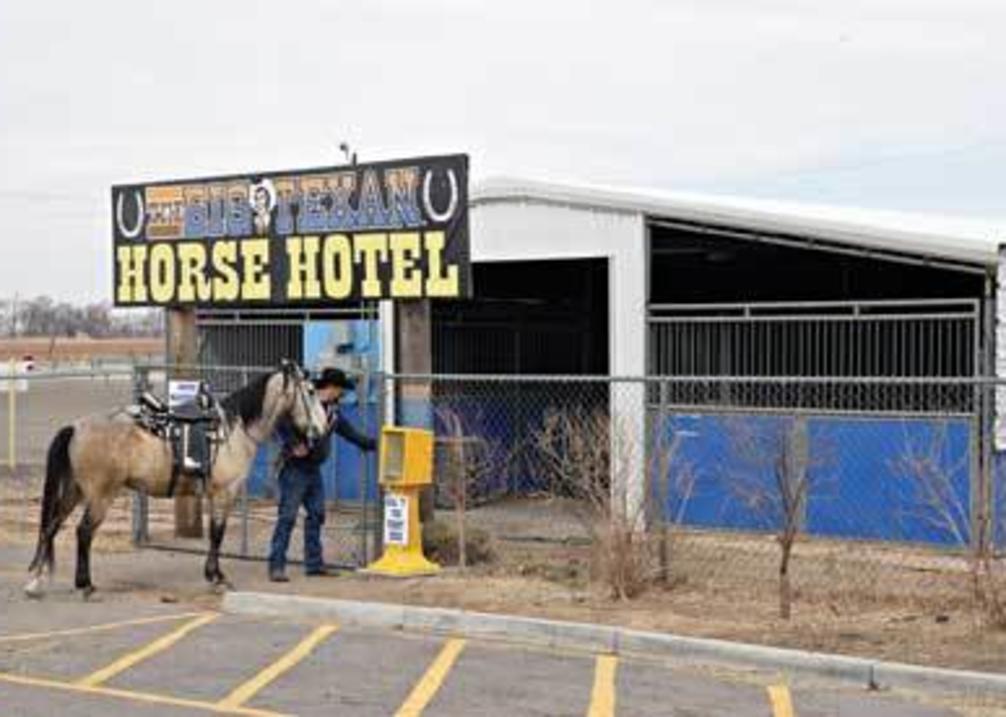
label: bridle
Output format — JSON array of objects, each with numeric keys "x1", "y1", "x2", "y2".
[
  {"x1": 294, "y1": 378, "x2": 324, "y2": 443},
  {"x1": 281, "y1": 361, "x2": 324, "y2": 443}
]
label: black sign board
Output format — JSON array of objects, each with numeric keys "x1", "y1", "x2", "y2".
[{"x1": 112, "y1": 154, "x2": 470, "y2": 306}]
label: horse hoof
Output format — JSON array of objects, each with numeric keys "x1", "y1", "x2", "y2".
[
  {"x1": 81, "y1": 586, "x2": 97, "y2": 601},
  {"x1": 23, "y1": 577, "x2": 45, "y2": 600}
]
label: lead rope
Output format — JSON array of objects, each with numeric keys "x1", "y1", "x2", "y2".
[{"x1": 245, "y1": 371, "x2": 307, "y2": 444}]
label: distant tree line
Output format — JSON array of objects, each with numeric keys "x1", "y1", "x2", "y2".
[{"x1": 0, "y1": 296, "x2": 162, "y2": 338}]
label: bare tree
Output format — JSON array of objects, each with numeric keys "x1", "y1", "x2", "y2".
[
  {"x1": 647, "y1": 421, "x2": 698, "y2": 585},
  {"x1": 436, "y1": 406, "x2": 512, "y2": 569},
  {"x1": 0, "y1": 296, "x2": 162, "y2": 338},
  {"x1": 0, "y1": 299, "x2": 11, "y2": 338},
  {"x1": 721, "y1": 415, "x2": 811, "y2": 619},
  {"x1": 888, "y1": 421, "x2": 1006, "y2": 627},
  {"x1": 888, "y1": 421, "x2": 971, "y2": 548},
  {"x1": 19, "y1": 296, "x2": 55, "y2": 336}
]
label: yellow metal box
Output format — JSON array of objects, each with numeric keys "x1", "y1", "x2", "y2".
[{"x1": 379, "y1": 426, "x2": 434, "y2": 488}]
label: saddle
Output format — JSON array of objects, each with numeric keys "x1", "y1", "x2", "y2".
[{"x1": 128, "y1": 383, "x2": 223, "y2": 497}]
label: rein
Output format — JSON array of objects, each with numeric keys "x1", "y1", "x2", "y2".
[{"x1": 235, "y1": 371, "x2": 316, "y2": 445}]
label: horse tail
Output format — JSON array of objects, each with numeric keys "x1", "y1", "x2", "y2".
[{"x1": 29, "y1": 425, "x2": 75, "y2": 573}]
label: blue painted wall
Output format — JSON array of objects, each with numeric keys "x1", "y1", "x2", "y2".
[
  {"x1": 657, "y1": 413, "x2": 973, "y2": 547},
  {"x1": 422, "y1": 394, "x2": 977, "y2": 547},
  {"x1": 244, "y1": 319, "x2": 381, "y2": 503},
  {"x1": 237, "y1": 318, "x2": 983, "y2": 547}
]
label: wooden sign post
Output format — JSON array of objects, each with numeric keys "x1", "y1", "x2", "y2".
[{"x1": 167, "y1": 307, "x2": 203, "y2": 539}]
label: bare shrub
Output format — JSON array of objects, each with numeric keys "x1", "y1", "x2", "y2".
[
  {"x1": 721, "y1": 415, "x2": 812, "y2": 619},
  {"x1": 972, "y1": 555, "x2": 1006, "y2": 629},
  {"x1": 423, "y1": 519, "x2": 495, "y2": 567},
  {"x1": 646, "y1": 419, "x2": 697, "y2": 585},
  {"x1": 436, "y1": 407, "x2": 513, "y2": 570},
  {"x1": 888, "y1": 421, "x2": 1006, "y2": 628},
  {"x1": 888, "y1": 421, "x2": 972, "y2": 548},
  {"x1": 534, "y1": 407, "x2": 687, "y2": 600}
]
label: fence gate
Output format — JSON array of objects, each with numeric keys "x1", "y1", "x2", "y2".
[
  {"x1": 646, "y1": 297, "x2": 994, "y2": 550},
  {"x1": 647, "y1": 299, "x2": 981, "y2": 410},
  {"x1": 137, "y1": 305, "x2": 381, "y2": 569}
]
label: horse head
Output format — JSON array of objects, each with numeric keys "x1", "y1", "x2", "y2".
[{"x1": 277, "y1": 359, "x2": 327, "y2": 442}]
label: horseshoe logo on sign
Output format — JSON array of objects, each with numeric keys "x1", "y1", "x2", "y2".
[
  {"x1": 422, "y1": 168, "x2": 459, "y2": 223},
  {"x1": 115, "y1": 190, "x2": 145, "y2": 240}
]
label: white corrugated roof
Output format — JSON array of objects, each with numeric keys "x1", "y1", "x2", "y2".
[{"x1": 472, "y1": 176, "x2": 1003, "y2": 268}]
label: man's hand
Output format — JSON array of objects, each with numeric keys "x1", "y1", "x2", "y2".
[{"x1": 290, "y1": 443, "x2": 310, "y2": 458}]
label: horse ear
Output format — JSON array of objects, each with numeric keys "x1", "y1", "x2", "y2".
[{"x1": 278, "y1": 358, "x2": 293, "y2": 390}]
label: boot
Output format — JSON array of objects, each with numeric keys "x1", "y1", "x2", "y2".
[{"x1": 268, "y1": 566, "x2": 289, "y2": 583}]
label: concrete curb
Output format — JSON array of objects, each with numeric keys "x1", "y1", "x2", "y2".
[{"x1": 223, "y1": 591, "x2": 1006, "y2": 696}]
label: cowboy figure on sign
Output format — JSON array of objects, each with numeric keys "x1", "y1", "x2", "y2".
[{"x1": 268, "y1": 367, "x2": 377, "y2": 582}]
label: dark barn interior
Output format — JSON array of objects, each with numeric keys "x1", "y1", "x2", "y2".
[
  {"x1": 647, "y1": 222, "x2": 986, "y2": 383},
  {"x1": 649, "y1": 223, "x2": 984, "y2": 305},
  {"x1": 432, "y1": 258, "x2": 609, "y2": 375}
]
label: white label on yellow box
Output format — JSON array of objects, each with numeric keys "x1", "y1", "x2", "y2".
[{"x1": 384, "y1": 494, "x2": 409, "y2": 546}]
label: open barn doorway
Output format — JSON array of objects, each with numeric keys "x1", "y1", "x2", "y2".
[
  {"x1": 430, "y1": 258, "x2": 610, "y2": 497},
  {"x1": 432, "y1": 258, "x2": 608, "y2": 375}
]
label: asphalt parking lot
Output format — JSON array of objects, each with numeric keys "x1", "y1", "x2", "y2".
[{"x1": 0, "y1": 578, "x2": 963, "y2": 717}]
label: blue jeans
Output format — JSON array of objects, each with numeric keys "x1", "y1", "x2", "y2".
[{"x1": 268, "y1": 462, "x2": 326, "y2": 573}]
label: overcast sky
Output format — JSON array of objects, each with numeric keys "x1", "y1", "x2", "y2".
[{"x1": 1, "y1": 0, "x2": 1002, "y2": 303}]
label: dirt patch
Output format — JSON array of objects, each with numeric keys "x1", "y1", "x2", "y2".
[
  {"x1": 0, "y1": 337, "x2": 161, "y2": 362},
  {"x1": 245, "y1": 560, "x2": 1006, "y2": 674}
]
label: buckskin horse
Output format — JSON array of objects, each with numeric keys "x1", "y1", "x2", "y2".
[{"x1": 24, "y1": 361, "x2": 328, "y2": 599}]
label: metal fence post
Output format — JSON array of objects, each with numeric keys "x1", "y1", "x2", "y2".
[
  {"x1": 240, "y1": 366, "x2": 250, "y2": 557},
  {"x1": 373, "y1": 372, "x2": 387, "y2": 561},
  {"x1": 131, "y1": 365, "x2": 149, "y2": 545},
  {"x1": 7, "y1": 358, "x2": 16, "y2": 472},
  {"x1": 970, "y1": 391, "x2": 983, "y2": 555},
  {"x1": 657, "y1": 379, "x2": 672, "y2": 581},
  {"x1": 358, "y1": 368, "x2": 371, "y2": 565},
  {"x1": 976, "y1": 281, "x2": 996, "y2": 557},
  {"x1": 981, "y1": 377, "x2": 995, "y2": 555}
]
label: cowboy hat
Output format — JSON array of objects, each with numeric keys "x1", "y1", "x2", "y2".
[{"x1": 312, "y1": 367, "x2": 355, "y2": 390}]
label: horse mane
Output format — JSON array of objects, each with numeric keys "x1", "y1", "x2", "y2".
[{"x1": 221, "y1": 372, "x2": 274, "y2": 426}]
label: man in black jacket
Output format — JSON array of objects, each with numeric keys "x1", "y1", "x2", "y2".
[{"x1": 268, "y1": 367, "x2": 376, "y2": 582}]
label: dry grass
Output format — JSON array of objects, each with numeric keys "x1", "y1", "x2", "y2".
[
  {"x1": 0, "y1": 471, "x2": 138, "y2": 552},
  {"x1": 6, "y1": 465, "x2": 1006, "y2": 674}
]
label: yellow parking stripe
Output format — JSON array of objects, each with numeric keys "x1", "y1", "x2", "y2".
[
  {"x1": 768, "y1": 683, "x2": 795, "y2": 717},
  {"x1": 395, "y1": 638, "x2": 466, "y2": 717},
  {"x1": 0, "y1": 612, "x2": 209, "y2": 644},
  {"x1": 587, "y1": 654, "x2": 617, "y2": 717},
  {"x1": 76, "y1": 612, "x2": 218, "y2": 687},
  {"x1": 217, "y1": 624, "x2": 338, "y2": 710},
  {"x1": 0, "y1": 670, "x2": 287, "y2": 717}
]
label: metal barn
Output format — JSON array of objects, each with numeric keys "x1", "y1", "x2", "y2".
[{"x1": 192, "y1": 177, "x2": 1003, "y2": 545}]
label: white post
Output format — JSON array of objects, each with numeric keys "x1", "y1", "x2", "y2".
[
  {"x1": 7, "y1": 358, "x2": 15, "y2": 472},
  {"x1": 608, "y1": 218, "x2": 648, "y2": 526}
]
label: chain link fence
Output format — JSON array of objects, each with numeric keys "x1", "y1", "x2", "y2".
[
  {"x1": 131, "y1": 364, "x2": 381, "y2": 570},
  {"x1": 0, "y1": 367, "x2": 138, "y2": 546},
  {"x1": 377, "y1": 373, "x2": 998, "y2": 611},
  {"x1": 4, "y1": 366, "x2": 1006, "y2": 623}
]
